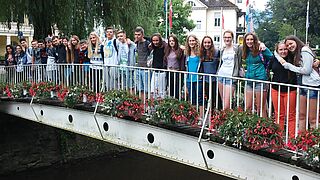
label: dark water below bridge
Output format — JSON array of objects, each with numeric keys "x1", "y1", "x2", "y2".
[
  {"x1": 0, "y1": 113, "x2": 233, "y2": 180},
  {"x1": 1, "y1": 150, "x2": 234, "y2": 180}
]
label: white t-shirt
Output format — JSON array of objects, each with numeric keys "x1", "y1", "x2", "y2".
[
  {"x1": 118, "y1": 42, "x2": 129, "y2": 66},
  {"x1": 218, "y1": 48, "x2": 235, "y2": 77},
  {"x1": 103, "y1": 38, "x2": 118, "y2": 65}
]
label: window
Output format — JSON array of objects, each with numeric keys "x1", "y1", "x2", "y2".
[
  {"x1": 187, "y1": 1, "x2": 196, "y2": 7},
  {"x1": 196, "y1": 20, "x2": 201, "y2": 29},
  {"x1": 214, "y1": 12, "x2": 221, "y2": 27},
  {"x1": 237, "y1": 0, "x2": 243, "y2": 3},
  {"x1": 214, "y1": 35, "x2": 220, "y2": 43}
]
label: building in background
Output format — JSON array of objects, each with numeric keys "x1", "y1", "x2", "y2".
[
  {"x1": 184, "y1": 0, "x2": 246, "y2": 47},
  {"x1": 0, "y1": 17, "x2": 34, "y2": 58}
]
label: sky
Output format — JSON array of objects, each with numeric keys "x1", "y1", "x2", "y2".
[{"x1": 254, "y1": 0, "x2": 269, "y2": 10}]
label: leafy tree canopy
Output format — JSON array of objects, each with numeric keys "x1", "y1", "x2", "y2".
[
  {"x1": 0, "y1": 0, "x2": 159, "y2": 40},
  {"x1": 156, "y1": 0, "x2": 195, "y2": 43},
  {"x1": 255, "y1": 0, "x2": 320, "y2": 47}
]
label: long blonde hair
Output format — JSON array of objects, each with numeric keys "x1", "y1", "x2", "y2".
[
  {"x1": 87, "y1": 32, "x2": 101, "y2": 59},
  {"x1": 185, "y1": 34, "x2": 200, "y2": 56},
  {"x1": 69, "y1": 35, "x2": 79, "y2": 63}
]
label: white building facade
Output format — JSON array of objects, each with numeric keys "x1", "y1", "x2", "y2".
[
  {"x1": 0, "y1": 18, "x2": 34, "y2": 57},
  {"x1": 185, "y1": 0, "x2": 246, "y2": 47}
]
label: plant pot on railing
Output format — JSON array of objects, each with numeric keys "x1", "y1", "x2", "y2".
[
  {"x1": 21, "y1": 81, "x2": 31, "y2": 97},
  {"x1": 63, "y1": 93, "x2": 78, "y2": 108},
  {"x1": 210, "y1": 109, "x2": 284, "y2": 152},
  {"x1": 102, "y1": 90, "x2": 144, "y2": 121},
  {"x1": 30, "y1": 81, "x2": 61, "y2": 100},
  {"x1": 287, "y1": 128, "x2": 320, "y2": 169},
  {"x1": 150, "y1": 98, "x2": 199, "y2": 126},
  {"x1": 55, "y1": 84, "x2": 98, "y2": 109}
]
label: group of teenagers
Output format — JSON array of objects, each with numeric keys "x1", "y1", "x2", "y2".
[
  {"x1": 182, "y1": 31, "x2": 320, "y2": 137},
  {"x1": 183, "y1": 31, "x2": 320, "y2": 137},
  {"x1": 4, "y1": 26, "x2": 320, "y2": 137}
]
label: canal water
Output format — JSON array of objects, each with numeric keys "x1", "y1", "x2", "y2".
[
  {"x1": 0, "y1": 112, "x2": 233, "y2": 180},
  {"x1": 1, "y1": 150, "x2": 233, "y2": 180}
]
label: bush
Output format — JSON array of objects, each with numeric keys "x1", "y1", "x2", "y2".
[
  {"x1": 210, "y1": 109, "x2": 284, "y2": 151},
  {"x1": 287, "y1": 128, "x2": 320, "y2": 168},
  {"x1": 57, "y1": 85, "x2": 95, "y2": 108},
  {"x1": 102, "y1": 90, "x2": 144, "y2": 120},
  {"x1": 151, "y1": 98, "x2": 199, "y2": 125}
]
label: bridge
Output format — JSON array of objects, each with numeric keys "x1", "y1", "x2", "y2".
[{"x1": 0, "y1": 64, "x2": 319, "y2": 180}]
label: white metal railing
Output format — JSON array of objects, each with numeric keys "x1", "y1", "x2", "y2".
[{"x1": 0, "y1": 64, "x2": 319, "y2": 143}]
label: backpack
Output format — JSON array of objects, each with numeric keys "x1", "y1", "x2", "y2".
[
  {"x1": 113, "y1": 39, "x2": 118, "y2": 54},
  {"x1": 259, "y1": 51, "x2": 270, "y2": 80}
]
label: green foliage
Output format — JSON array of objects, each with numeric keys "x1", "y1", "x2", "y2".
[
  {"x1": 217, "y1": 110, "x2": 251, "y2": 147},
  {"x1": 253, "y1": 9, "x2": 278, "y2": 51},
  {"x1": 62, "y1": 86, "x2": 85, "y2": 108},
  {"x1": 30, "y1": 81, "x2": 60, "y2": 99},
  {"x1": 267, "y1": 0, "x2": 320, "y2": 46},
  {"x1": 214, "y1": 109, "x2": 284, "y2": 151},
  {"x1": 151, "y1": 98, "x2": 199, "y2": 125},
  {"x1": 102, "y1": 90, "x2": 144, "y2": 120},
  {"x1": 287, "y1": 128, "x2": 320, "y2": 168},
  {"x1": 0, "y1": 0, "x2": 159, "y2": 39},
  {"x1": 156, "y1": 0, "x2": 195, "y2": 42}
]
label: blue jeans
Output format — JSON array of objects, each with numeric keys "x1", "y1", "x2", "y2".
[
  {"x1": 119, "y1": 69, "x2": 134, "y2": 89},
  {"x1": 187, "y1": 81, "x2": 203, "y2": 106},
  {"x1": 136, "y1": 69, "x2": 151, "y2": 92}
]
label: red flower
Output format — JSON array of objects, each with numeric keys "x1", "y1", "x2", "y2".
[
  {"x1": 5, "y1": 86, "x2": 12, "y2": 98},
  {"x1": 29, "y1": 87, "x2": 36, "y2": 96},
  {"x1": 96, "y1": 93, "x2": 104, "y2": 103}
]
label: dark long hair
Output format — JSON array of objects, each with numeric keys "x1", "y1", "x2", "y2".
[
  {"x1": 5, "y1": 45, "x2": 14, "y2": 58},
  {"x1": 151, "y1": 33, "x2": 164, "y2": 49},
  {"x1": 284, "y1": 35, "x2": 307, "y2": 67},
  {"x1": 242, "y1": 32, "x2": 259, "y2": 59},
  {"x1": 199, "y1": 36, "x2": 216, "y2": 62},
  {"x1": 15, "y1": 45, "x2": 24, "y2": 54},
  {"x1": 164, "y1": 34, "x2": 182, "y2": 60}
]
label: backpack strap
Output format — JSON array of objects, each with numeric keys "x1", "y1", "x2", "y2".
[
  {"x1": 301, "y1": 50, "x2": 316, "y2": 59},
  {"x1": 113, "y1": 39, "x2": 118, "y2": 54}
]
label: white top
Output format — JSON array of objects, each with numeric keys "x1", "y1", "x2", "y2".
[
  {"x1": 118, "y1": 42, "x2": 129, "y2": 66},
  {"x1": 103, "y1": 38, "x2": 118, "y2": 65},
  {"x1": 218, "y1": 48, "x2": 235, "y2": 77},
  {"x1": 280, "y1": 46, "x2": 320, "y2": 87}
]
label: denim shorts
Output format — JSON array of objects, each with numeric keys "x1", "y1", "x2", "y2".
[
  {"x1": 246, "y1": 81, "x2": 268, "y2": 92},
  {"x1": 300, "y1": 87, "x2": 320, "y2": 99},
  {"x1": 297, "y1": 76, "x2": 320, "y2": 99},
  {"x1": 218, "y1": 77, "x2": 236, "y2": 87}
]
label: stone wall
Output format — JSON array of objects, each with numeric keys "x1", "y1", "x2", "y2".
[{"x1": 0, "y1": 113, "x2": 127, "y2": 175}]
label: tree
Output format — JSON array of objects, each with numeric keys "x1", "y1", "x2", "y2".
[
  {"x1": 253, "y1": 9, "x2": 279, "y2": 51},
  {"x1": 269, "y1": 0, "x2": 320, "y2": 46},
  {"x1": 0, "y1": 0, "x2": 159, "y2": 39},
  {"x1": 156, "y1": 0, "x2": 195, "y2": 43}
]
